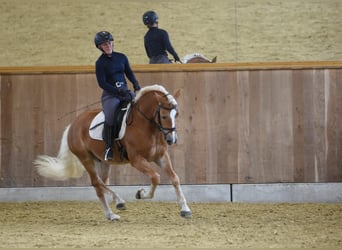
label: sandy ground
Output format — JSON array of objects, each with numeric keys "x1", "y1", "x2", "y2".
[
  {"x1": 0, "y1": 0, "x2": 341, "y2": 66},
  {"x1": 0, "y1": 201, "x2": 341, "y2": 248},
  {"x1": 1, "y1": 1, "x2": 341, "y2": 248}
]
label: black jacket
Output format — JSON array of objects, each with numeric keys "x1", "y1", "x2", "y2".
[
  {"x1": 144, "y1": 27, "x2": 179, "y2": 61},
  {"x1": 95, "y1": 52, "x2": 140, "y2": 96}
]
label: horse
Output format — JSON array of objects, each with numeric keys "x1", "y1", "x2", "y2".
[
  {"x1": 182, "y1": 53, "x2": 217, "y2": 63},
  {"x1": 34, "y1": 84, "x2": 192, "y2": 221}
]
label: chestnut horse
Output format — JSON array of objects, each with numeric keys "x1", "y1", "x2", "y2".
[
  {"x1": 34, "y1": 84, "x2": 192, "y2": 221},
  {"x1": 182, "y1": 53, "x2": 217, "y2": 63}
]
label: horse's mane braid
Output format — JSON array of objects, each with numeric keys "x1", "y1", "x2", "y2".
[{"x1": 135, "y1": 84, "x2": 177, "y2": 105}]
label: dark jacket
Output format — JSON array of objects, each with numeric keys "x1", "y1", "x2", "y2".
[
  {"x1": 144, "y1": 27, "x2": 179, "y2": 61},
  {"x1": 95, "y1": 52, "x2": 140, "y2": 96}
]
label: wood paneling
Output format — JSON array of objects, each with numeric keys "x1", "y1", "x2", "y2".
[{"x1": 1, "y1": 62, "x2": 342, "y2": 187}]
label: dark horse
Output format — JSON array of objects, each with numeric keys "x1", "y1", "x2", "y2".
[{"x1": 34, "y1": 84, "x2": 192, "y2": 221}]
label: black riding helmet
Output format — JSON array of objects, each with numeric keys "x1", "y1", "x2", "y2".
[
  {"x1": 94, "y1": 31, "x2": 114, "y2": 48},
  {"x1": 142, "y1": 11, "x2": 158, "y2": 25}
]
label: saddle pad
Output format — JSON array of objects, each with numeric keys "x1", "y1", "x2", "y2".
[{"x1": 89, "y1": 104, "x2": 131, "y2": 141}]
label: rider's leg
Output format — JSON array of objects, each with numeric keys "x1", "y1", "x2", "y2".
[
  {"x1": 102, "y1": 93, "x2": 120, "y2": 161},
  {"x1": 103, "y1": 122, "x2": 115, "y2": 160}
]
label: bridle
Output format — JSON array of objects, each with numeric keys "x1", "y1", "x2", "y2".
[
  {"x1": 134, "y1": 93, "x2": 178, "y2": 139},
  {"x1": 156, "y1": 103, "x2": 178, "y2": 135}
]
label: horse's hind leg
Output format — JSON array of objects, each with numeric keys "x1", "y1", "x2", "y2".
[
  {"x1": 81, "y1": 157, "x2": 120, "y2": 221},
  {"x1": 157, "y1": 153, "x2": 192, "y2": 218},
  {"x1": 95, "y1": 161, "x2": 126, "y2": 210}
]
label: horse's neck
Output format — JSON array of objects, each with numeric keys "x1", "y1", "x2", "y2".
[
  {"x1": 183, "y1": 53, "x2": 208, "y2": 63},
  {"x1": 132, "y1": 93, "x2": 157, "y2": 124},
  {"x1": 188, "y1": 57, "x2": 208, "y2": 63}
]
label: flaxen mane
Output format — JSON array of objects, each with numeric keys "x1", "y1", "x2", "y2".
[{"x1": 135, "y1": 84, "x2": 177, "y2": 106}]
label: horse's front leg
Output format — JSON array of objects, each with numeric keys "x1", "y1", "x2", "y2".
[
  {"x1": 156, "y1": 153, "x2": 192, "y2": 218},
  {"x1": 130, "y1": 157, "x2": 160, "y2": 199}
]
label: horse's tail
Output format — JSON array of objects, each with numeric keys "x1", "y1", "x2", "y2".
[{"x1": 34, "y1": 125, "x2": 85, "y2": 180}]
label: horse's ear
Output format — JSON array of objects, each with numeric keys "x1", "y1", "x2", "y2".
[
  {"x1": 173, "y1": 89, "x2": 181, "y2": 100},
  {"x1": 211, "y1": 56, "x2": 217, "y2": 63}
]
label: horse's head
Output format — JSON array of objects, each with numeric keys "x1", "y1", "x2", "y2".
[
  {"x1": 135, "y1": 85, "x2": 180, "y2": 145},
  {"x1": 156, "y1": 93, "x2": 179, "y2": 145}
]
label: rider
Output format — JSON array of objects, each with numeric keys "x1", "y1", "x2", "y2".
[
  {"x1": 142, "y1": 11, "x2": 181, "y2": 64},
  {"x1": 94, "y1": 31, "x2": 141, "y2": 161}
]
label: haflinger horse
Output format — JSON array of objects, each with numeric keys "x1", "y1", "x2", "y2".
[
  {"x1": 182, "y1": 53, "x2": 217, "y2": 63},
  {"x1": 34, "y1": 84, "x2": 192, "y2": 221}
]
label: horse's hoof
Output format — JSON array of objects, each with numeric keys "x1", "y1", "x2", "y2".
[
  {"x1": 180, "y1": 210, "x2": 192, "y2": 218},
  {"x1": 108, "y1": 214, "x2": 120, "y2": 221},
  {"x1": 135, "y1": 189, "x2": 144, "y2": 199},
  {"x1": 116, "y1": 203, "x2": 127, "y2": 210}
]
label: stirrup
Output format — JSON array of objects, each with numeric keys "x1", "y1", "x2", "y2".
[{"x1": 104, "y1": 148, "x2": 113, "y2": 161}]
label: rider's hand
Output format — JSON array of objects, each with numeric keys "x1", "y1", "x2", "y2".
[
  {"x1": 122, "y1": 91, "x2": 134, "y2": 102},
  {"x1": 133, "y1": 81, "x2": 141, "y2": 92}
]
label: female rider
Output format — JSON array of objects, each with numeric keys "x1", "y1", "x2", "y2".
[
  {"x1": 143, "y1": 11, "x2": 181, "y2": 64},
  {"x1": 94, "y1": 31, "x2": 141, "y2": 161}
]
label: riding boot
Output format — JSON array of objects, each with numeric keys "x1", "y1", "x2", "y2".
[{"x1": 103, "y1": 123, "x2": 115, "y2": 161}]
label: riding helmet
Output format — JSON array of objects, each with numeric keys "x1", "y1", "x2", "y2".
[
  {"x1": 142, "y1": 11, "x2": 158, "y2": 25},
  {"x1": 94, "y1": 31, "x2": 114, "y2": 48}
]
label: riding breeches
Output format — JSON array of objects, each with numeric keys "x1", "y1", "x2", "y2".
[
  {"x1": 149, "y1": 55, "x2": 171, "y2": 64},
  {"x1": 101, "y1": 91, "x2": 121, "y2": 126}
]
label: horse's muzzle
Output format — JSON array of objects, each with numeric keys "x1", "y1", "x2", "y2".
[{"x1": 166, "y1": 131, "x2": 177, "y2": 145}]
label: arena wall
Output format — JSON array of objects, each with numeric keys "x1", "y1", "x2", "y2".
[{"x1": 1, "y1": 62, "x2": 342, "y2": 188}]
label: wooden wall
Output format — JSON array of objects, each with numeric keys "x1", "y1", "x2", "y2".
[{"x1": 1, "y1": 62, "x2": 342, "y2": 187}]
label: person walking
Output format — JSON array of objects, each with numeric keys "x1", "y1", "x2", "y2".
[
  {"x1": 142, "y1": 11, "x2": 181, "y2": 64},
  {"x1": 94, "y1": 31, "x2": 141, "y2": 161}
]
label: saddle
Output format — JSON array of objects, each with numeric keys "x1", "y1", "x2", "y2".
[{"x1": 89, "y1": 102, "x2": 131, "y2": 141}]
